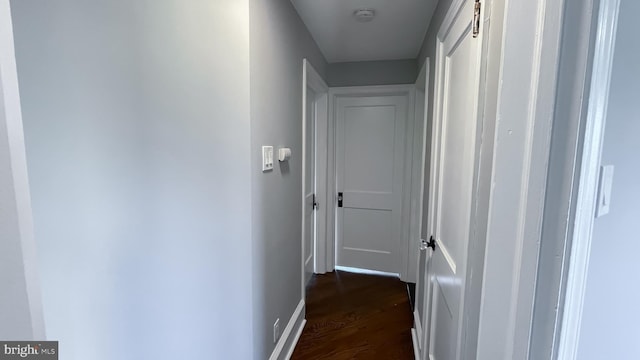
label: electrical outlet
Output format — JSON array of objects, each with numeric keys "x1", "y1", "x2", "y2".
[{"x1": 273, "y1": 318, "x2": 280, "y2": 343}]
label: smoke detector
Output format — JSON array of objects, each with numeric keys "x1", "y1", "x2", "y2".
[{"x1": 353, "y1": 9, "x2": 376, "y2": 23}]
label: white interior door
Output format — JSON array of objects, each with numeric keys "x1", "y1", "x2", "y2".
[
  {"x1": 427, "y1": 0, "x2": 485, "y2": 359},
  {"x1": 303, "y1": 86, "x2": 317, "y2": 286},
  {"x1": 336, "y1": 95, "x2": 407, "y2": 274}
]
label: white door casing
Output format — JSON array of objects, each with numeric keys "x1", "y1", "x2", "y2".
[
  {"x1": 427, "y1": 0, "x2": 486, "y2": 359},
  {"x1": 556, "y1": 0, "x2": 621, "y2": 358},
  {"x1": 0, "y1": 0, "x2": 46, "y2": 339},
  {"x1": 413, "y1": 87, "x2": 427, "y2": 350},
  {"x1": 324, "y1": 86, "x2": 415, "y2": 278},
  {"x1": 303, "y1": 85, "x2": 316, "y2": 286},
  {"x1": 301, "y1": 59, "x2": 328, "y2": 296},
  {"x1": 412, "y1": 59, "x2": 431, "y2": 356},
  {"x1": 335, "y1": 94, "x2": 409, "y2": 274}
]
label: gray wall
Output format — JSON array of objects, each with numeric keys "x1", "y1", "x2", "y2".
[
  {"x1": 327, "y1": 59, "x2": 418, "y2": 87},
  {"x1": 577, "y1": 1, "x2": 640, "y2": 358},
  {"x1": 11, "y1": 1, "x2": 254, "y2": 359},
  {"x1": 248, "y1": 0, "x2": 327, "y2": 358}
]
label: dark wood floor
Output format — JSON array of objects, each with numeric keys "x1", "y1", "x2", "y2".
[{"x1": 291, "y1": 270, "x2": 414, "y2": 360}]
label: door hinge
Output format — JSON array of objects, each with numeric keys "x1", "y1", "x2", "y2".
[
  {"x1": 312, "y1": 193, "x2": 318, "y2": 210},
  {"x1": 473, "y1": 0, "x2": 481, "y2": 38}
]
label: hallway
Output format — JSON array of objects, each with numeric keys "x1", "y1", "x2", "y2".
[
  {"x1": 292, "y1": 271, "x2": 414, "y2": 359},
  {"x1": 1, "y1": 0, "x2": 604, "y2": 358}
]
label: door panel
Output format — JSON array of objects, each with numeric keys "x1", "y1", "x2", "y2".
[
  {"x1": 304, "y1": 86, "x2": 316, "y2": 286},
  {"x1": 336, "y1": 95, "x2": 408, "y2": 274},
  {"x1": 431, "y1": 281, "x2": 455, "y2": 360},
  {"x1": 427, "y1": 0, "x2": 484, "y2": 359}
]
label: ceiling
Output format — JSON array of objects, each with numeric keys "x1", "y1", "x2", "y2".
[{"x1": 290, "y1": 0, "x2": 438, "y2": 63}]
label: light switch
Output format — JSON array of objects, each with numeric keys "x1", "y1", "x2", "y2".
[
  {"x1": 262, "y1": 146, "x2": 274, "y2": 172},
  {"x1": 596, "y1": 165, "x2": 614, "y2": 217}
]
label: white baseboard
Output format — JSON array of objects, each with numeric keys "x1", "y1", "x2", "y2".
[
  {"x1": 413, "y1": 310, "x2": 422, "y2": 349},
  {"x1": 411, "y1": 328, "x2": 420, "y2": 360},
  {"x1": 335, "y1": 265, "x2": 399, "y2": 278},
  {"x1": 269, "y1": 299, "x2": 306, "y2": 360},
  {"x1": 284, "y1": 317, "x2": 306, "y2": 360}
]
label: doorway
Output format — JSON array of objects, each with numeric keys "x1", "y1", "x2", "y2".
[
  {"x1": 335, "y1": 92, "x2": 408, "y2": 274},
  {"x1": 412, "y1": 59, "x2": 431, "y2": 355},
  {"x1": 321, "y1": 85, "x2": 419, "y2": 280},
  {"x1": 301, "y1": 59, "x2": 329, "y2": 292}
]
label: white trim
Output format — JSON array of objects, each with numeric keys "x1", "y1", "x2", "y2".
[
  {"x1": 407, "y1": 60, "x2": 431, "y2": 284},
  {"x1": 301, "y1": 58, "x2": 329, "y2": 301},
  {"x1": 556, "y1": 1, "x2": 621, "y2": 358},
  {"x1": 459, "y1": 1, "x2": 503, "y2": 358},
  {"x1": 413, "y1": 310, "x2": 423, "y2": 350},
  {"x1": 283, "y1": 318, "x2": 307, "y2": 360},
  {"x1": 412, "y1": 58, "x2": 431, "y2": 360},
  {"x1": 411, "y1": 328, "x2": 421, "y2": 360},
  {"x1": 475, "y1": 0, "x2": 567, "y2": 357},
  {"x1": 334, "y1": 266, "x2": 399, "y2": 278},
  {"x1": 302, "y1": 59, "x2": 329, "y2": 278},
  {"x1": 0, "y1": 0, "x2": 46, "y2": 339},
  {"x1": 268, "y1": 300, "x2": 307, "y2": 360},
  {"x1": 327, "y1": 84, "x2": 416, "y2": 280},
  {"x1": 314, "y1": 85, "x2": 329, "y2": 276}
]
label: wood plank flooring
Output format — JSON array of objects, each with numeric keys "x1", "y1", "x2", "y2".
[{"x1": 291, "y1": 270, "x2": 414, "y2": 360}]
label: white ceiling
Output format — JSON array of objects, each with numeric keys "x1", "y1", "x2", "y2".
[{"x1": 291, "y1": 0, "x2": 438, "y2": 63}]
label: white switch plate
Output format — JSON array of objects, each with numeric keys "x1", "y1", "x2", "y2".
[
  {"x1": 262, "y1": 146, "x2": 274, "y2": 172},
  {"x1": 596, "y1": 165, "x2": 614, "y2": 217}
]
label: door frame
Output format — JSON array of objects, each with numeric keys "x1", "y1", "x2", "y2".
[
  {"x1": 325, "y1": 84, "x2": 416, "y2": 281},
  {"x1": 0, "y1": 0, "x2": 46, "y2": 339},
  {"x1": 301, "y1": 59, "x2": 328, "y2": 298},
  {"x1": 555, "y1": 0, "x2": 621, "y2": 358},
  {"x1": 473, "y1": 0, "x2": 571, "y2": 356},
  {"x1": 411, "y1": 58, "x2": 431, "y2": 357},
  {"x1": 409, "y1": 59, "x2": 431, "y2": 285}
]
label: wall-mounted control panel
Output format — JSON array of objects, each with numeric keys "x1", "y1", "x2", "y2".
[{"x1": 262, "y1": 146, "x2": 274, "y2": 172}]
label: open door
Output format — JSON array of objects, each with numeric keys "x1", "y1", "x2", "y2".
[{"x1": 421, "y1": 0, "x2": 488, "y2": 359}]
